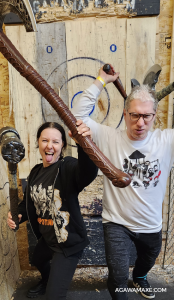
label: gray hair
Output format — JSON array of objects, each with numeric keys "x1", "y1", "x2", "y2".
[{"x1": 125, "y1": 85, "x2": 158, "y2": 112}]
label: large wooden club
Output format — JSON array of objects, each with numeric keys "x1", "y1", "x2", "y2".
[{"x1": 0, "y1": 0, "x2": 131, "y2": 189}]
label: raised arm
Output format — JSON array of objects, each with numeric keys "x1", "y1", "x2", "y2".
[{"x1": 71, "y1": 66, "x2": 119, "y2": 141}]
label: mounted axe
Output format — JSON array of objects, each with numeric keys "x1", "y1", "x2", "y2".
[
  {"x1": 0, "y1": 126, "x2": 25, "y2": 231},
  {"x1": 0, "y1": 0, "x2": 131, "y2": 188}
]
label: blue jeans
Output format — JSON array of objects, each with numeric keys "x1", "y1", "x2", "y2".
[{"x1": 103, "y1": 223, "x2": 162, "y2": 300}]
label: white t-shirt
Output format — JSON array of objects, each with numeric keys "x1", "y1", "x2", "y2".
[{"x1": 72, "y1": 84, "x2": 174, "y2": 233}]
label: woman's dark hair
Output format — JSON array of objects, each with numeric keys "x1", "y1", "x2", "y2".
[{"x1": 37, "y1": 122, "x2": 67, "y2": 160}]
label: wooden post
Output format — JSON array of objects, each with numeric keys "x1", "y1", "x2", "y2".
[{"x1": 168, "y1": 0, "x2": 174, "y2": 129}]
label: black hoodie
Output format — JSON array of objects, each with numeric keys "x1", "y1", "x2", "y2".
[{"x1": 18, "y1": 145, "x2": 98, "y2": 257}]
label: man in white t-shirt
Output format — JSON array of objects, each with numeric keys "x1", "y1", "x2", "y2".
[{"x1": 72, "y1": 65, "x2": 174, "y2": 300}]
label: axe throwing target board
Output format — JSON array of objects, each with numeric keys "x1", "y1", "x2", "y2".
[{"x1": 6, "y1": 17, "x2": 156, "y2": 179}]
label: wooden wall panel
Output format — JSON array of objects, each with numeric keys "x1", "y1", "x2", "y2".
[
  {"x1": 0, "y1": 26, "x2": 21, "y2": 295},
  {"x1": 6, "y1": 17, "x2": 157, "y2": 177},
  {"x1": 0, "y1": 156, "x2": 20, "y2": 300},
  {"x1": 65, "y1": 17, "x2": 127, "y2": 131},
  {"x1": 65, "y1": 17, "x2": 127, "y2": 158},
  {"x1": 126, "y1": 17, "x2": 156, "y2": 94},
  {"x1": 168, "y1": 0, "x2": 174, "y2": 129},
  {"x1": 6, "y1": 23, "x2": 70, "y2": 178},
  {"x1": 155, "y1": 0, "x2": 173, "y2": 130},
  {"x1": 35, "y1": 22, "x2": 72, "y2": 156},
  {"x1": 6, "y1": 26, "x2": 42, "y2": 179}
]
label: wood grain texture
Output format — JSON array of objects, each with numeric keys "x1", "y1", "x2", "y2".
[
  {"x1": 0, "y1": 156, "x2": 20, "y2": 300},
  {"x1": 155, "y1": 0, "x2": 173, "y2": 131},
  {"x1": 3, "y1": 25, "x2": 130, "y2": 188},
  {"x1": 6, "y1": 22, "x2": 70, "y2": 176},
  {"x1": 65, "y1": 17, "x2": 127, "y2": 136},
  {"x1": 0, "y1": 26, "x2": 21, "y2": 297},
  {"x1": 35, "y1": 22, "x2": 72, "y2": 156},
  {"x1": 5, "y1": 18, "x2": 157, "y2": 178},
  {"x1": 15, "y1": 0, "x2": 160, "y2": 24},
  {"x1": 168, "y1": 0, "x2": 174, "y2": 129},
  {"x1": 126, "y1": 17, "x2": 156, "y2": 95},
  {"x1": 6, "y1": 25, "x2": 42, "y2": 178}
]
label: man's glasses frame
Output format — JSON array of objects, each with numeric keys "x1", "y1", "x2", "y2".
[{"x1": 129, "y1": 113, "x2": 155, "y2": 122}]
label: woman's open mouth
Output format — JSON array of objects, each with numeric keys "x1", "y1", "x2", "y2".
[{"x1": 45, "y1": 152, "x2": 54, "y2": 162}]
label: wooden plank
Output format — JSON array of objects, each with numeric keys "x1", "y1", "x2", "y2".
[
  {"x1": 6, "y1": 23, "x2": 69, "y2": 178},
  {"x1": 5, "y1": 18, "x2": 157, "y2": 175},
  {"x1": 168, "y1": 0, "x2": 174, "y2": 129},
  {"x1": 154, "y1": 0, "x2": 173, "y2": 131},
  {"x1": 66, "y1": 17, "x2": 127, "y2": 157},
  {"x1": 66, "y1": 17, "x2": 156, "y2": 159},
  {"x1": 6, "y1": 25, "x2": 42, "y2": 178},
  {"x1": 0, "y1": 156, "x2": 20, "y2": 299},
  {"x1": 36, "y1": 22, "x2": 71, "y2": 156},
  {"x1": 126, "y1": 17, "x2": 157, "y2": 95},
  {"x1": 65, "y1": 17, "x2": 127, "y2": 134},
  {"x1": 163, "y1": 0, "x2": 174, "y2": 268}
]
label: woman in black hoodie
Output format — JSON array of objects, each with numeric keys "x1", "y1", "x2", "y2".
[{"x1": 7, "y1": 121, "x2": 97, "y2": 300}]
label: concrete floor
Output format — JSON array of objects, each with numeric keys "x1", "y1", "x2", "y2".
[{"x1": 12, "y1": 272, "x2": 174, "y2": 300}]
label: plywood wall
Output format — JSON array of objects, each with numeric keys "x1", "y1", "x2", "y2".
[
  {"x1": 0, "y1": 42, "x2": 21, "y2": 297},
  {"x1": 155, "y1": 1, "x2": 174, "y2": 265},
  {"x1": 155, "y1": 0, "x2": 174, "y2": 130},
  {"x1": 6, "y1": 16, "x2": 156, "y2": 176},
  {"x1": 0, "y1": 156, "x2": 21, "y2": 300}
]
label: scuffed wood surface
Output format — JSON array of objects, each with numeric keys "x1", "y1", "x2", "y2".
[
  {"x1": 0, "y1": 26, "x2": 22, "y2": 297},
  {"x1": 35, "y1": 22, "x2": 72, "y2": 156},
  {"x1": 35, "y1": 1, "x2": 136, "y2": 23},
  {"x1": 29, "y1": 0, "x2": 160, "y2": 23},
  {"x1": 6, "y1": 25, "x2": 42, "y2": 179},
  {"x1": 65, "y1": 16, "x2": 127, "y2": 143},
  {"x1": 126, "y1": 17, "x2": 156, "y2": 95},
  {"x1": 5, "y1": 17, "x2": 157, "y2": 177},
  {"x1": 155, "y1": 0, "x2": 173, "y2": 130},
  {"x1": 0, "y1": 156, "x2": 20, "y2": 300},
  {"x1": 0, "y1": 34, "x2": 14, "y2": 129},
  {"x1": 168, "y1": 0, "x2": 174, "y2": 129}
]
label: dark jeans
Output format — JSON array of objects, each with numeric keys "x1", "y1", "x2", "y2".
[
  {"x1": 32, "y1": 237, "x2": 82, "y2": 300},
  {"x1": 103, "y1": 222, "x2": 162, "y2": 300}
]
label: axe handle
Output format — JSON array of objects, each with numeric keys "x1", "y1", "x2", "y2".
[
  {"x1": 0, "y1": 30, "x2": 131, "y2": 188},
  {"x1": 103, "y1": 64, "x2": 127, "y2": 100},
  {"x1": 156, "y1": 82, "x2": 174, "y2": 101},
  {"x1": 8, "y1": 162, "x2": 19, "y2": 231}
]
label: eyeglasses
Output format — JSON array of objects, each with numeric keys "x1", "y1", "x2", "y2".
[{"x1": 129, "y1": 113, "x2": 155, "y2": 122}]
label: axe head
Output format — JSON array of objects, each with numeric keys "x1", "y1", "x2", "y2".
[
  {"x1": 131, "y1": 79, "x2": 140, "y2": 89},
  {"x1": 0, "y1": 127, "x2": 25, "y2": 164},
  {"x1": 143, "y1": 64, "x2": 162, "y2": 91},
  {"x1": 0, "y1": 0, "x2": 37, "y2": 32}
]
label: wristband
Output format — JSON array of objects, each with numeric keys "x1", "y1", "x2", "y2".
[{"x1": 97, "y1": 76, "x2": 106, "y2": 87}]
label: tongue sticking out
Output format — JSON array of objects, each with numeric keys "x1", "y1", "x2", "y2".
[{"x1": 45, "y1": 154, "x2": 53, "y2": 162}]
